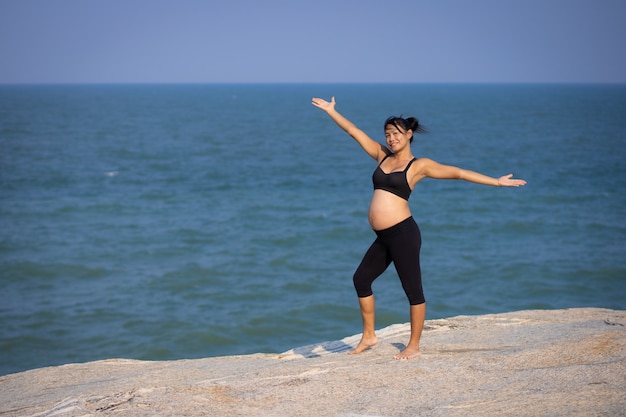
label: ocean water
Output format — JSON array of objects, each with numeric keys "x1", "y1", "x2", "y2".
[{"x1": 1, "y1": 83, "x2": 625, "y2": 376}]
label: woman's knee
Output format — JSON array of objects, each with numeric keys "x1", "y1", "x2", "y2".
[
  {"x1": 408, "y1": 292, "x2": 426, "y2": 305},
  {"x1": 353, "y1": 271, "x2": 374, "y2": 298}
]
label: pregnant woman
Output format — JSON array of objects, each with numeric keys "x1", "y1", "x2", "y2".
[{"x1": 312, "y1": 96, "x2": 526, "y2": 359}]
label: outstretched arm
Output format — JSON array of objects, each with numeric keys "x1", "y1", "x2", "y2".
[
  {"x1": 312, "y1": 96, "x2": 386, "y2": 161},
  {"x1": 418, "y1": 158, "x2": 527, "y2": 187}
]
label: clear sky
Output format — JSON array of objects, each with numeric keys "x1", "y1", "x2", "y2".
[{"x1": 1, "y1": 0, "x2": 625, "y2": 84}]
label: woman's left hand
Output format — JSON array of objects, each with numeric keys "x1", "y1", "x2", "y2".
[{"x1": 498, "y1": 174, "x2": 527, "y2": 187}]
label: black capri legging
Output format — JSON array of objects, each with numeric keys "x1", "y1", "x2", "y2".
[{"x1": 353, "y1": 216, "x2": 425, "y2": 305}]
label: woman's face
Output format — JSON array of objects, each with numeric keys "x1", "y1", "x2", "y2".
[{"x1": 385, "y1": 124, "x2": 412, "y2": 152}]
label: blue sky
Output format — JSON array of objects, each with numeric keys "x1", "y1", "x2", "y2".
[{"x1": 1, "y1": 0, "x2": 625, "y2": 84}]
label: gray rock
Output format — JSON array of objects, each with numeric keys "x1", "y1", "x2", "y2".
[{"x1": 1, "y1": 308, "x2": 624, "y2": 416}]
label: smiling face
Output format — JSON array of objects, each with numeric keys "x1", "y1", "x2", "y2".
[{"x1": 385, "y1": 123, "x2": 413, "y2": 153}]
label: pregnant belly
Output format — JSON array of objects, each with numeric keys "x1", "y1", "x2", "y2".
[{"x1": 368, "y1": 190, "x2": 412, "y2": 230}]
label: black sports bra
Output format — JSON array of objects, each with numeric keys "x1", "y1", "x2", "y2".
[{"x1": 372, "y1": 154, "x2": 416, "y2": 200}]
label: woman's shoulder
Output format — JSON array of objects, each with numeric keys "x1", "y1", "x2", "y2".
[
  {"x1": 411, "y1": 157, "x2": 436, "y2": 168},
  {"x1": 407, "y1": 157, "x2": 438, "y2": 183},
  {"x1": 375, "y1": 147, "x2": 393, "y2": 163}
]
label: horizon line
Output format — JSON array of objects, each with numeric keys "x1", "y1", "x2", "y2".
[{"x1": 2, "y1": 81, "x2": 625, "y2": 87}]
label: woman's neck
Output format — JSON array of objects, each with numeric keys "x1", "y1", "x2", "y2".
[{"x1": 392, "y1": 148, "x2": 414, "y2": 160}]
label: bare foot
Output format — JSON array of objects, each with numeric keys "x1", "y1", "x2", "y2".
[
  {"x1": 349, "y1": 336, "x2": 378, "y2": 354},
  {"x1": 394, "y1": 345, "x2": 421, "y2": 360}
]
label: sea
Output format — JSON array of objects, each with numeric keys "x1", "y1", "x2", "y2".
[{"x1": 1, "y1": 83, "x2": 625, "y2": 376}]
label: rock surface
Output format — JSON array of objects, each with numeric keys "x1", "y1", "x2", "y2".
[{"x1": 1, "y1": 308, "x2": 624, "y2": 417}]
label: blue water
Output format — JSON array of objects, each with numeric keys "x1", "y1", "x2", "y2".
[{"x1": 1, "y1": 84, "x2": 625, "y2": 376}]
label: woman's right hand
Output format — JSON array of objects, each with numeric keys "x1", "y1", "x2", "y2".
[
  {"x1": 311, "y1": 96, "x2": 336, "y2": 112},
  {"x1": 311, "y1": 95, "x2": 384, "y2": 160}
]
